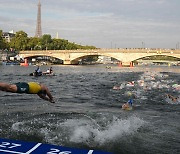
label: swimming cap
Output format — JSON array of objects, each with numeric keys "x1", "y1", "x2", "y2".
[{"x1": 127, "y1": 91, "x2": 132, "y2": 96}]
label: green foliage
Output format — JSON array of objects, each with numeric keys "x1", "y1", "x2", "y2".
[
  {"x1": 0, "y1": 30, "x2": 9, "y2": 49},
  {"x1": 28, "y1": 37, "x2": 41, "y2": 50},
  {"x1": 3, "y1": 30, "x2": 96, "y2": 51},
  {"x1": 9, "y1": 31, "x2": 28, "y2": 50}
]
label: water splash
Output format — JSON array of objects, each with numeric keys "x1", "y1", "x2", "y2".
[
  {"x1": 11, "y1": 115, "x2": 145, "y2": 147},
  {"x1": 68, "y1": 116, "x2": 145, "y2": 145}
]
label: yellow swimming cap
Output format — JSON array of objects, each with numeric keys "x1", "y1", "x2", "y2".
[{"x1": 127, "y1": 91, "x2": 132, "y2": 96}]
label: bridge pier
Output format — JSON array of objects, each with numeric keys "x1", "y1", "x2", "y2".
[
  {"x1": 63, "y1": 60, "x2": 71, "y2": 65},
  {"x1": 20, "y1": 58, "x2": 28, "y2": 66}
]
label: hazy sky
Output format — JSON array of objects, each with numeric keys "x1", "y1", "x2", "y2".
[{"x1": 0, "y1": 0, "x2": 180, "y2": 48}]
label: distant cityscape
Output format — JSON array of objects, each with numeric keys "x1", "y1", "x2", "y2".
[{"x1": 0, "y1": 0, "x2": 180, "y2": 66}]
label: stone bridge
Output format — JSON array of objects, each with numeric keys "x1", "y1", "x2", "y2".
[{"x1": 19, "y1": 49, "x2": 180, "y2": 66}]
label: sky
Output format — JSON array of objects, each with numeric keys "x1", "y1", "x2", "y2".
[{"x1": 0, "y1": 0, "x2": 180, "y2": 49}]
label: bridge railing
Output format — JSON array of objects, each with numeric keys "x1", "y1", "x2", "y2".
[{"x1": 19, "y1": 49, "x2": 180, "y2": 54}]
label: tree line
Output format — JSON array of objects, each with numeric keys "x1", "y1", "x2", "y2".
[
  {"x1": 0, "y1": 30, "x2": 96, "y2": 51},
  {"x1": 0, "y1": 30, "x2": 7, "y2": 50}
]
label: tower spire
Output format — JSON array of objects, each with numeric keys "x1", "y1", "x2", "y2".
[
  {"x1": 35, "y1": 0, "x2": 42, "y2": 37},
  {"x1": 56, "y1": 32, "x2": 59, "y2": 39}
]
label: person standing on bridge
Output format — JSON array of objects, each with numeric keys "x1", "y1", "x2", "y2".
[{"x1": 0, "y1": 82, "x2": 55, "y2": 103}]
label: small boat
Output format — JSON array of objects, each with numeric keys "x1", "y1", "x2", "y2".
[
  {"x1": 29, "y1": 72, "x2": 55, "y2": 77},
  {"x1": 29, "y1": 72, "x2": 43, "y2": 76}
]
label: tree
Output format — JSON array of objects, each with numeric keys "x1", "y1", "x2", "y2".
[
  {"x1": 0, "y1": 30, "x2": 8, "y2": 49},
  {"x1": 9, "y1": 31, "x2": 28, "y2": 50},
  {"x1": 41, "y1": 34, "x2": 52, "y2": 50},
  {"x1": 27, "y1": 37, "x2": 41, "y2": 50},
  {"x1": 3, "y1": 30, "x2": 97, "y2": 51}
]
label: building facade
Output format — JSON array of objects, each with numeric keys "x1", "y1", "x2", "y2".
[{"x1": 2, "y1": 31, "x2": 15, "y2": 42}]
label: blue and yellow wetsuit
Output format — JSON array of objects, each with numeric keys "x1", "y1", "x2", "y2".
[{"x1": 15, "y1": 82, "x2": 42, "y2": 94}]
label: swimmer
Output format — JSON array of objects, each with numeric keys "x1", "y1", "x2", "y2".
[
  {"x1": 127, "y1": 99, "x2": 133, "y2": 107},
  {"x1": 0, "y1": 82, "x2": 55, "y2": 103},
  {"x1": 126, "y1": 81, "x2": 135, "y2": 87},
  {"x1": 172, "y1": 84, "x2": 180, "y2": 91},
  {"x1": 166, "y1": 94, "x2": 178, "y2": 103},
  {"x1": 137, "y1": 80, "x2": 144, "y2": 87},
  {"x1": 113, "y1": 85, "x2": 121, "y2": 90},
  {"x1": 127, "y1": 91, "x2": 132, "y2": 97},
  {"x1": 122, "y1": 99, "x2": 133, "y2": 110}
]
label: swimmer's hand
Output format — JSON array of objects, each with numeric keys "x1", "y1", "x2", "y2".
[
  {"x1": 48, "y1": 98, "x2": 55, "y2": 103},
  {"x1": 49, "y1": 99, "x2": 55, "y2": 103}
]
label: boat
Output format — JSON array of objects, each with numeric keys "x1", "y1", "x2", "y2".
[{"x1": 29, "y1": 72, "x2": 55, "y2": 77}]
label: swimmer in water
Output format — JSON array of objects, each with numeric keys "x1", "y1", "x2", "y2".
[
  {"x1": 113, "y1": 85, "x2": 121, "y2": 90},
  {"x1": 122, "y1": 99, "x2": 133, "y2": 110},
  {"x1": 0, "y1": 82, "x2": 55, "y2": 103},
  {"x1": 166, "y1": 94, "x2": 178, "y2": 103},
  {"x1": 127, "y1": 81, "x2": 135, "y2": 87}
]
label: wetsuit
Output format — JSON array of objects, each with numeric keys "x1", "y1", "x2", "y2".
[
  {"x1": 127, "y1": 99, "x2": 133, "y2": 106},
  {"x1": 15, "y1": 82, "x2": 42, "y2": 94}
]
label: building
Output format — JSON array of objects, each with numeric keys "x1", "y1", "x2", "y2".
[{"x1": 2, "y1": 30, "x2": 15, "y2": 42}]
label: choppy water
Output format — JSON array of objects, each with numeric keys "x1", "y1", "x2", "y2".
[{"x1": 0, "y1": 65, "x2": 179, "y2": 154}]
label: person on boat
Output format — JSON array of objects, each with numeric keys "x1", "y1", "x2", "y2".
[
  {"x1": 35, "y1": 66, "x2": 42, "y2": 76},
  {"x1": 49, "y1": 67, "x2": 53, "y2": 74},
  {"x1": 43, "y1": 67, "x2": 54, "y2": 75},
  {"x1": 0, "y1": 82, "x2": 55, "y2": 103},
  {"x1": 44, "y1": 68, "x2": 50, "y2": 74}
]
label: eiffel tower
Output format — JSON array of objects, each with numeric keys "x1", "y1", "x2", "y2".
[{"x1": 35, "y1": 0, "x2": 42, "y2": 37}]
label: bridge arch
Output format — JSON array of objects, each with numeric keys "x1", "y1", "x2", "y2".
[
  {"x1": 22, "y1": 55, "x2": 63, "y2": 64},
  {"x1": 70, "y1": 53, "x2": 121, "y2": 64},
  {"x1": 131, "y1": 53, "x2": 180, "y2": 62}
]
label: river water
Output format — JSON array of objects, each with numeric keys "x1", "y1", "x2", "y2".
[{"x1": 0, "y1": 65, "x2": 179, "y2": 154}]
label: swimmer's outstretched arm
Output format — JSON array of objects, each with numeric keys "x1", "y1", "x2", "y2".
[
  {"x1": 0, "y1": 82, "x2": 17, "y2": 92},
  {"x1": 38, "y1": 84, "x2": 55, "y2": 103},
  {"x1": 37, "y1": 93, "x2": 55, "y2": 103}
]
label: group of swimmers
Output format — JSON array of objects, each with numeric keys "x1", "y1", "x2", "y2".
[
  {"x1": 0, "y1": 70, "x2": 179, "y2": 107},
  {"x1": 121, "y1": 92, "x2": 179, "y2": 111},
  {"x1": 117, "y1": 71, "x2": 180, "y2": 110}
]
